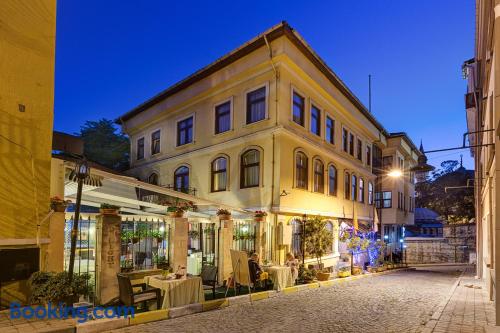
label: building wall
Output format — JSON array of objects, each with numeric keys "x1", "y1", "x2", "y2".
[{"x1": 0, "y1": 0, "x2": 56, "y2": 307}]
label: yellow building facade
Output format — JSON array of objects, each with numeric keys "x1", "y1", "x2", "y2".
[
  {"x1": 464, "y1": 0, "x2": 500, "y2": 325},
  {"x1": 0, "y1": 0, "x2": 57, "y2": 306},
  {"x1": 119, "y1": 23, "x2": 419, "y2": 268}
]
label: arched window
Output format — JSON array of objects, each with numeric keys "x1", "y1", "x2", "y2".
[
  {"x1": 241, "y1": 149, "x2": 260, "y2": 188},
  {"x1": 351, "y1": 174, "x2": 357, "y2": 201},
  {"x1": 368, "y1": 182, "x2": 374, "y2": 205},
  {"x1": 344, "y1": 172, "x2": 350, "y2": 200},
  {"x1": 359, "y1": 178, "x2": 365, "y2": 203},
  {"x1": 291, "y1": 219, "x2": 303, "y2": 259},
  {"x1": 174, "y1": 166, "x2": 189, "y2": 193},
  {"x1": 313, "y1": 159, "x2": 324, "y2": 193},
  {"x1": 148, "y1": 173, "x2": 159, "y2": 185},
  {"x1": 328, "y1": 165, "x2": 337, "y2": 196},
  {"x1": 211, "y1": 157, "x2": 227, "y2": 192},
  {"x1": 295, "y1": 152, "x2": 308, "y2": 189}
]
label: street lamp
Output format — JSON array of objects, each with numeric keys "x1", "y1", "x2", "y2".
[{"x1": 68, "y1": 159, "x2": 90, "y2": 281}]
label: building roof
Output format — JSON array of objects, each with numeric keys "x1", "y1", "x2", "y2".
[
  {"x1": 116, "y1": 21, "x2": 388, "y2": 136},
  {"x1": 415, "y1": 207, "x2": 441, "y2": 223},
  {"x1": 388, "y1": 132, "x2": 422, "y2": 156}
]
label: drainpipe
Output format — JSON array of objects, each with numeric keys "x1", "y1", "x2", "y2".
[{"x1": 264, "y1": 34, "x2": 280, "y2": 263}]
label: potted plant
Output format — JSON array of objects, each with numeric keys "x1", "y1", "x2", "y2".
[
  {"x1": 352, "y1": 265, "x2": 363, "y2": 275},
  {"x1": 304, "y1": 217, "x2": 333, "y2": 281},
  {"x1": 153, "y1": 253, "x2": 169, "y2": 270},
  {"x1": 338, "y1": 266, "x2": 351, "y2": 278},
  {"x1": 165, "y1": 200, "x2": 196, "y2": 218},
  {"x1": 216, "y1": 208, "x2": 231, "y2": 221},
  {"x1": 254, "y1": 210, "x2": 267, "y2": 222},
  {"x1": 150, "y1": 230, "x2": 164, "y2": 243},
  {"x1": 29, "y1": 271, "x2": 91, "y2": 306},
  {"x1": 50, "y1": 196, "x2": 71, "y2": 212},
  {"x1": 100, "y1": 203, "x2": 120, "y2": 215},
  {"x1": 120, "y1": 259, "x2": 134, "y2": 272},
  {"x1": 298, "y1": 265, "x2": 316, "y2": 284},
  {"x1": 188, "y1": 230, "x2": 200, "y2": 239},
  {"x1": 120, "y1": 230, "x2": 134, "y2": 243}
]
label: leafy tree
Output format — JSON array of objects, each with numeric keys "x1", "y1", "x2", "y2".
[
  {"x1": 304, "y1": 217, "x2": 333, "y2": 269},
  {"x1": 416, "y1": 160, "x2": 474, "y2": 222},
  {"x1": 77, "y1": 119, "x2": 129, "y2": 171}
]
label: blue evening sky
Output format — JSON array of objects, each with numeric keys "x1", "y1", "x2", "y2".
[{"x1": 54, "y1": 0, "x2": 475, "y2": 169}]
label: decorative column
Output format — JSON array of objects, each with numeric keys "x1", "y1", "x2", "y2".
[
  {"x1": 95, "y1": 214, "x2": 121, "y2": 305},
  {"x1": 46, "y1": 212, "x2": 66, "y2": 272},
  {"x1": 169, "y1": 217, "x2": 188, "y2": 272}
]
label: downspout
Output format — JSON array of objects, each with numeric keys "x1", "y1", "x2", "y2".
[{"x1": 264, "y1": 34, "x2": 280, "y2": 263}]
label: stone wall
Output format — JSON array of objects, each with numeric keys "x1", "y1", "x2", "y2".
[{"x1": 405, "y1": 224, "x2": 476, "y2": 264}]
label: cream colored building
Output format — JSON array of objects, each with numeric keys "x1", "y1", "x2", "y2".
[
  {"x1": 0, "y1": 0, "x2": 57, "y2": 307},
  {"x1": 118, "y1": 22, "x2": 420, "y2": 268},
  {"x1": 464, "y1": 0, "x2": 500, "y2": 325}
]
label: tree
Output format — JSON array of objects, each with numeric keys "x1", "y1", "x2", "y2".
[
  {"x1": 416, "y1": 160, "x2": 474, "y2": 222},
  {"x1": 77, "y1": 119, "x2": 129, "y2": 171},
  {"x1": 304, "y1": 217, "x2": 333, "y2": 269}
]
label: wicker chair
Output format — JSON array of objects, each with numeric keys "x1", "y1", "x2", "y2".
[
  {"x1": 200, "y1": 265, "x2": 218, "y2": 299},
  {"x1": 116, "y1": 273, "x2": 161, "y2": 309}
]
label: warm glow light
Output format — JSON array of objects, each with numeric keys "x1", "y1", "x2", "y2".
[{"x1": 387, "y1": 169, "x2": 403, "y2": 178}]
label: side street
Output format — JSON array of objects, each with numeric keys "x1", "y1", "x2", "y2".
[{"x1": 1, "y1": 1, "x2": 498, "y2": 332}]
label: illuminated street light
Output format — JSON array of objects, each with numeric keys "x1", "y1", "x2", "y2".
[{"x1": 388, "y1": 169, "x2": 403, "y2": 178}]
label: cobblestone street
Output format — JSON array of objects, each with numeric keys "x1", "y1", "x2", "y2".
[{"x1": 108, "y1": 266, "x2": 467, "y2": 333}]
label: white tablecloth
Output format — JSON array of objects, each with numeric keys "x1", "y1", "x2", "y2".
[
  {"x1": 263, "y1": 266, "x2": 294, "y2": 291},
  {"x1": 144, "y1": 275, "x2": 205, "y2": 309}
]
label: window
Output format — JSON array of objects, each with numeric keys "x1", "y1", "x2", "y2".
[
  {"x1": 148, "y1": 173, "x2": 158, "y2": 185},
  {"x1": 291, "y1": 219, "x2": 303, "y2": 258},
  {"x1": 366, "y1": 146, "x2": 372, "y2": 166},
  {"x1": 137, "y1": 137, "x2": 145, "y2": 160},
  {"x1": 349, "y1": 133, "x2": 355, "y2": 156},
  {"x1": 397, "y1": 192, "x2": 403, "y2": 210},
  {"x1": 241, "y1": 149, "x2": 260, "y2": 188},
  {"x1": 215, "y1": 101, "x2": 231, "y2": 134},
  {"x1": 313, "y1": 159, "x2": 324, "y2": 193},
  {"x1": 351, "y1": 174, "x2": 357, "y2": 201},
  {"x1": 382, "y1": 156, "x2": 393, "y2": 170},
  {"x1": 174, "y1": 166, "x2": 189, "y2": 193},
  {"x1": 310, "y1": 105, "x2": 321, "y2": 136},
  {"x1": 368, "y1": 182, "x2": 373, "y2": 204},
  {"x1": 342, "y1": 128, "x2": 348, "y2": 152},
  {"x1": 295, "y1": 152, "x2": 308, "y2": 189},
  {"x1": 398, "y1": 157, "x2": 404, "y2": 170},
  {"x1": 326, "y1": 116, "x2": 334, "y2": 144},
  {"x1": 359, "y1": 178, "x2": 364, "y2": 202},
  {"x1": 151, "y1": 130, "x2": 161, "y2": 155},
  {"x1": 177, "y1": 116, "x2": 193, "y2": 146},
  {"x1": 357, "y1": 139, "x2": 362, "y2": 160},
  {"x1": 344, "y1": 172, "x2": 350, "y2": 199},
  {"x1": 246, "y1": 87, "x2": 266, "y2": 124},
  {"x1": 328, "y1": 165, "x2": 337, "y2": 196},
  {"x1": 292, "y1": 92, "x2": 305, "y2": 126},
  {"x1": 211, "y1": 157, "x2": 227, "y2": 192},
  {"x1": 375, "y1": 191, "x2": 392, "y2": 208}
]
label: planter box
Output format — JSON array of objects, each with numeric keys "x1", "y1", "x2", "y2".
[
  {"x1": 168, "y1": 212, "x2": 184, "y2": 218},
  {"x1": 316, "y1": 272, "x2": 330, "y2": 281},
  {"x1": 218, "y1": 214, "x2": 231, "y2": 221},
  {"x1": 254, "y1": 216, "x2": 265, "y2": 222},
  {"x1": 352, "y1": 266, "x2": 362, "y2": 275},
  {"x1": 100, "y1": 208, "x2": 119, "y2": 215},
  {"x1": 51, "y1": 203, "x2": 68, "y2": 212},
  {"x1": 338, "y1": 271, "x2": 351, "y2": 278}
]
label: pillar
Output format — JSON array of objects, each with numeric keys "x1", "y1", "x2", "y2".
[
  {"x1": 95, "y1": 214, "x2": 121, "y2": 305},
  {"x1": 46, "y1": 212, "x2": 65, "y2": 272},
  {"x1": 169, "y1": 217, "x2": 188, "y2": 272},
  {"x1": 218, "y1": 219, "x2": 233, "y2": 284}
]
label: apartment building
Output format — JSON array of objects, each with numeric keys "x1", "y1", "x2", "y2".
[
  {"x1": 0, "y1": 0, "x2": 57, "y2": 307},
  {"x1": 463, "y1": 0, "x2": 500, "y2": 324},
  {"x1": 118, "y1": 22, "x2": 420, "y2": 266}
]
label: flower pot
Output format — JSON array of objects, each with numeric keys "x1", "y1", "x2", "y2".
[
  {"x1": 338, "y1": 270, "x2": 351, "y2": 278},
  {"x1": 387, "y1": 263, "x2": 394, "y2": 269},
  {"x1": 367, "y1": 266, "x2": 376, "y2": 273},
  {"x1": 132, "y1": 237, "x2": 140, "y2": 244},
  {"x1": 316, "y1": 272, "x2": 330, "y2": 281},
  {"x1": 169, "y1": 211, "x2": 184, "y2": 218},
  {"x1": 51, "y1": 203, "x2": 67, "y2": 212},
  {"x1": 352, "y1": 266, "x2": 362, "y2": 275},
  {"x1": 100, "y1": 208, "x2": 119, "y2": 215},
  {"x1": 254, "y1": 216, "x2": 265, "y2": 222},
  {"x1": 155, "y1": 237, "x2": 163, "y2": 243},
  {"x1": 218, "y1": 214, "x2": 231, "y2": 221},
  {"x1": 376, "y1": 266, "x2": 385, "y2": 272}
]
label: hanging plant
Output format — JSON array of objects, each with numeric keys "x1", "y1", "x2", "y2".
[
  {"x1": 216, "y1": 208, "x2": 231, "y2": 221},
  {"x1": 50, "y1": 196, "x2": 71, "y2": 212},
  {"x1": 254, "y1": 210, "x2": 267, "y2": 222}
]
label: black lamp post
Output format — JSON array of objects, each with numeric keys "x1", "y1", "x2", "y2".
[{"x1": 68, "y1": 159, "x2": 90, "y2": 281}]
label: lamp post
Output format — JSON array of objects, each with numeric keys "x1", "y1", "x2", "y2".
[{"x1": 68, "y1": 159, "x2": 90, "y2": 282}]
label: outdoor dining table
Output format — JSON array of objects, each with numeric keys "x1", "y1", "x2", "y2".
[
  {"x1": 263, "y1": 265, "x2": 294, "y2": 291},
  {"x1": 144, "y1": 275, "x2": 205, "y2": 309}
]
